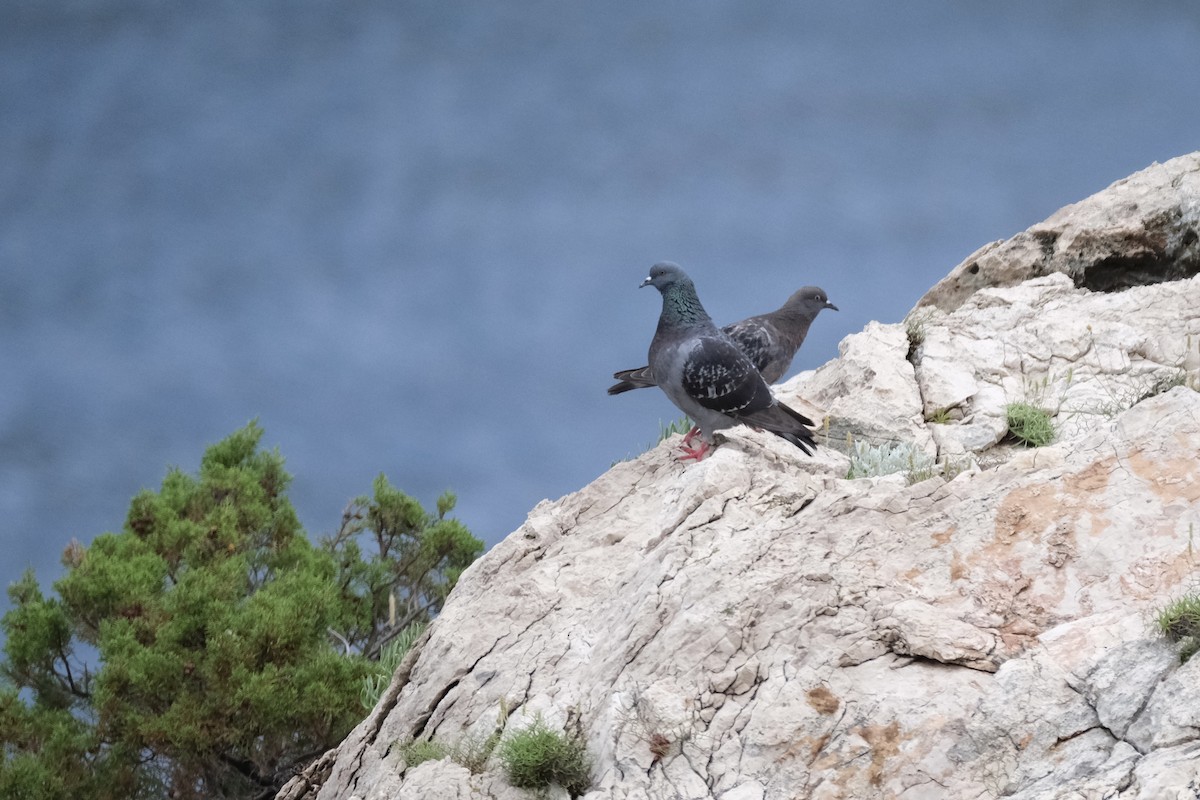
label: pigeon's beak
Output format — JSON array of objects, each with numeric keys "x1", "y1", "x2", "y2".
[
  {"x1": 825, "y1": 301, "x2": 839, "y2": 311},
  {"x1": 639, "y1": 276, "x2": 653, "y2": 288}
]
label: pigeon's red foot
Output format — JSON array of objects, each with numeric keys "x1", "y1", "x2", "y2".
[
  {"x1": 680, "y1": 425, "x2": 702, "y2": 447},
  {"x1": 677, "y1": 440, "x2": 711, "y2": 462}
]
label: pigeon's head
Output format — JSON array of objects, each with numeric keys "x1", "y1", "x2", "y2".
[
  {"x1": 640, "y1": 261, "x2": 689, "y2": 293},
  {"x1": 786, "y1": 286, "x2": 838, "y2": 313}
]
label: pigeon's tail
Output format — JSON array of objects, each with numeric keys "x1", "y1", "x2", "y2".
[
  {"x1": 608, "y1": 366, "x2": 657, "y2": 395},
  {"x1": 739, "y1": 401, "x2": 818, "y2": 456}
]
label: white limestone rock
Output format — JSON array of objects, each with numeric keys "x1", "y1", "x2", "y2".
[
  {"x1": 917, "y1": 151, "x2": 1200, "y2": 312},
  {"x1": 799, "y1": 320, "x2": 933, "y2": 454},
  {"x1": 279, "y1": 154, "x2": 1200, "y2": 800},
  {"x1": 1124, "y1": 652, "x2": 1200, "y2": 753}
]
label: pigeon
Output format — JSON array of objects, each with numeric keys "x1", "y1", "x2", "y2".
[
  {"x1": 609, "y1": 285, "x2": 837, "y2": 395},
  {"x1": 634, "y1": 262, "x2": 818, "y2": 461}
]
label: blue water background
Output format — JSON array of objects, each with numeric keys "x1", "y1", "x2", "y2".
[{"x1": 2, "y1": 1, "x2": 1199, "y2": 612}]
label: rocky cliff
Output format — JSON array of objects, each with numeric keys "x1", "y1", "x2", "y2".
[{"x1": 280, "y1": 153, "x2": 1200, "y2": 800}]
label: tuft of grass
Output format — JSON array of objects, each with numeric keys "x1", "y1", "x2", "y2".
[
  {"x1": 1156, "y1": 592, "x2": 1200, "y2": 663},
  {"x1": 498, "y1": 718, "x2": 591, "y2": 797},
  {"x1": 399, "y1": 738, "x2": 448, "y2": 768},
  {"x1": 905, "y1": 312, "x2": 933, "y2": 362},
  {"x1": 1005, "y1": 402, "x2": 1054, "y2": 447},
  {"x1": 925, "y1": 407, "x2": 953, "y2": 425},
  {"x1": 657, "y1": 416, "x2": 693, "y2": 444},
  {"x1": 452, "y1": 730, "x2": 502, "y2": 774}
]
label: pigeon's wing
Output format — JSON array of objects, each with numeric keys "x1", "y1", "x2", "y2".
[
  {"x1": 721, "y1": 317, "x2": 777, "y2": 375},
  {"x1": 607, "y1": 366, "x2": 656, "y2": 395},
  {"x1": 679, "y1": 334, "x2": 775, "y2": 417}
]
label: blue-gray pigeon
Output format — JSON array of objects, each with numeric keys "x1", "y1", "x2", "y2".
[
  {"x1": 631, "y1": 262, "x2": 818, "y2": 461},
  {"x1": 609, "y1": 285, "x2": 836, "y2": 395}
]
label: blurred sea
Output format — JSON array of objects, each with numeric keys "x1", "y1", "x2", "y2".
[{"x1": 3, "y1": 1, "x2": 1199, "y2": 613}]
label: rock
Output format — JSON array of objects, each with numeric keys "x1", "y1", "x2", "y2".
[
  {"x1": 801, "y1": 321, "x2": 932, "y2": 455},
  {"x1": 279, "y1": 154, "x2": 1200, "y2": 800},
  {"x1": 1124, "y1": 652, "x2": 1200, "y2": 753},
  {"x1": 909, "y1": 269, "x2": 1200, "y2": 456},
  {"x1": 1123, "y1": 742, "x2": 1200, "y2": 799},
  {"x1": 916, "y1": 151, "x2": 1200, "y2": 312},
  {"x1": 875, "y1": 598, "x2": 1000, "y2": 671},
  {"x1": 1068, "y1": 638, "x2": 1178, "y2": 740}
]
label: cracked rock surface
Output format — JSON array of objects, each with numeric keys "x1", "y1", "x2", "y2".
[{"x1": 279, "y1": 154, "x2": 1200, "y2": 800}]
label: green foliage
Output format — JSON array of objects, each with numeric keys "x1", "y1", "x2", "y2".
[
  {"x1": 1005, "y1": 402, "x2": 1055, "y2": 447},
  {"x1": 924, "y1": 407, "x2": 953, "y2": 425},
  {"x1": 1156, "y1": 592, "x2": 1200, "y2": 663},
  {"x1": 359, "y1": 622, "x2": 426, "y2": 710},
  {"x1": 398, "y1": 738, "x2": 447, "y2": 768},
  {"x1": 498, "y1": 718, "x2": 591, "y2": 797},
  {"x1": 0, "y1": 688, "x2": 148, "y2": 800},
  {"x1": 1, "y1": 422, "x2": 482, "y2": 800},
  {"x1": 325, "y1": 475, "x2": 483, "y2": 660}
]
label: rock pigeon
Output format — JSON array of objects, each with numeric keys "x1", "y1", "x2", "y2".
[
  {"x1": 634, "y1": 262, "x2": 818, "y2": 461},
  {"x1": 609, "y1": 285, "x2": 837, "y2": 395}
]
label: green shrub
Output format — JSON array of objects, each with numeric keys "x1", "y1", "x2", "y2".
[
  {"x1": 498, "y1": 718, "x2": 591, "y2": 796},
  {"x1": 1005, "y1": 402, "x2": 1055, "y2": 447},
  {"x1": 0, "y1": 422, "x2": 482, "y2": 800},
  {"x1": 1156, "y1": 593, "x2": 1200, "y2": 663}
]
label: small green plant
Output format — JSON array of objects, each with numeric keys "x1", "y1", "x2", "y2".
[
  {"x1": 399, "y1": 738, "x2": 448, "y2": 768},
  {"x1": 360, "y1": 622, "x2": 427, "y2": 709},
  {"x1": 846, "y1": 439, "x2": 934, "y2": 481},
  {"x1": 845, "y1": 438, "x2": 971, "y2": 484},
  {"x1": 1005, "y1": 402, "x2": 1054, "y2": 447},
  {"x1": 1155, "y1": 592, "x2": 1200, "y2": 663},
  {"x1": 498, "y1": 718, "x2": 591, "y2": 796},
  {"x1": 925, "y1": 407, "x2": 953, "y2": 425}
]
